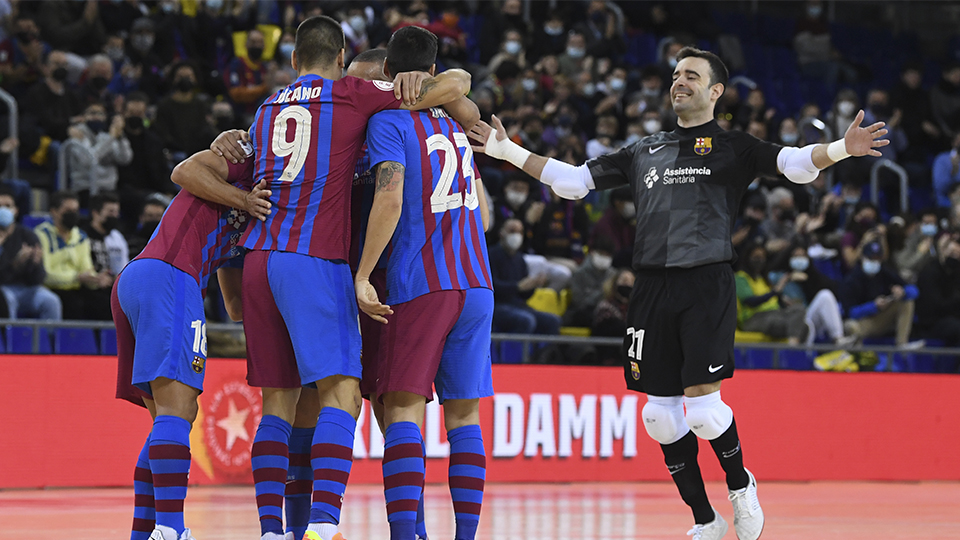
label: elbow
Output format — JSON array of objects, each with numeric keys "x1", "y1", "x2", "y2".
[
  {"x1": 225, "y1": 304, "x2": 243, "y2": 322},
  {"x1": 783, "y1": 166, "x2": 818, "y2": 185},
  {"x1": 463, "y1": 107, "x2": 481, "y2": 132},
  {"x1": 455, "y1": 69, "x2": 472, "y2": 97},
  {"x1": 171, "y1": 160, "x2": 193, "y2": 187}
]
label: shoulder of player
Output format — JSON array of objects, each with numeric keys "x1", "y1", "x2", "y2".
[{"x1": 627, "y1": 132, "x2": 677, "y2": 155}]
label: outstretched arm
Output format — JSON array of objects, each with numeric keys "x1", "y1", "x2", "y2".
[
  {"x1": 355, "y1": 161, "x2": 405, "y2": 324},
  {"x1": 468, "y1": 115, "x2": 595, "y2": 200},
  {"x1": 171, "y1": 149, "x2": 272, "y2": 221},
  {"x1": 777, "y1": 109, "x2": 889, "y2": 184}
]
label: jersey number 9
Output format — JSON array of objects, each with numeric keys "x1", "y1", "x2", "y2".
[
  {"x1": 271, "y1": 105, "x2": 312, "y2": 182},
  {"x1": 427, "y1": 131, "x2": 478, "y2": 214}
]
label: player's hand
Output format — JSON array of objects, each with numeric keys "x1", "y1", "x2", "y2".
[
  {"x1": 844, "y1": 110, "x2": 890, "y2": 158},
  {"x1": 356, "y1": 276, "x2": 393, "y2": 324},
  {"x1": 467, "y1": 114, "x2": 509, "y2": 158},
  {"x1": 244, "y1": 180, "x2": 272, "y2": 221},
  {"x1": 211, "y1": 129, "x2": 252, "y2": 164},
  {"x1": 393, "y1": 71, "x2": 430, "y2": 106}
]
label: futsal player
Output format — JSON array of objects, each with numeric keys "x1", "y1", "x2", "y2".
[
  {"x1": 469, "y1": 47, "x2": 888, "y2": 540},
  {"x1": 239, "y1": 16, "x2": 473, "y2": 540},
  {"x1": 355, "y1": 26, "x2": 494, "y2": 540},
  {"x1": 113, "y1": 145, "x2": 269, "y2": 540}
]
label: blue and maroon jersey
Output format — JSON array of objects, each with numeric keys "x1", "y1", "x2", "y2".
[
  {"x1": 241, "y1": 74, "x2": 402, "y2": 260},
  {"x1": 366, "y1": 107, "x2": 493, "y2": 305},
  {"x1": 136, "y1": 158, "x2": 253, "y2": 295}
]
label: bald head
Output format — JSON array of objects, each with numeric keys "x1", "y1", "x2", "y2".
[{"x1": 347, "y1": 48, "x2": 388, "y2": 82}]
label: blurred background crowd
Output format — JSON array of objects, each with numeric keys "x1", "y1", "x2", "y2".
[{"x1": 0, "y1": 0, "x2": 959, "y2": 366}]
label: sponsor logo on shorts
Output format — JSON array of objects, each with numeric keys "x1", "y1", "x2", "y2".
[
  {"x1": 708, "y1": 364, "x2": 724, "y2": 373},
  {"x1": 694, "y1": 137, "x2": 712, "y2": 156},
  {"x1": 192, "y1": 355, "x2": 205, "y2": 373},
  {"x1": 630, "y1": 361, "x2": 641, "y2": 380}
]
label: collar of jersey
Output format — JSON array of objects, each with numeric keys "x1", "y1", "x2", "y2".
[
  {"x1": 673, "y1": 119, "x2": 723, "y2": 137},
  {"x1": 295, "y1": 74, "x2": 325, "y2": 84}
]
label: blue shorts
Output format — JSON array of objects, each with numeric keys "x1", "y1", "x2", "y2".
[
  {"x1": 116, "y1": 259, "x2": 206, "y2": 395},
  {"x1": 379, "y1": 287, "x2": 494, "y2": 403},
  {"x1": 266, "y1": 251, "x2": 362, "y2": 384}
]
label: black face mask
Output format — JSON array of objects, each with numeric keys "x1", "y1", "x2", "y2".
[
  {"x1": 944, "y1": 257, "x2": 960, "y2": 274},
  {"x1": 247, "y1": 46, "x2": 263, "y2": 61},
  {"x1": 870, "y1": 103, "x2": 891, "y2": 118},
  {"x1": 175, "y1": 78, "x2": 194, "y2": 93},
  {"x1": 90, "y1": 76, "x2": 109, "y2": 91},
  {"x1": 616, "y1": 285, "x2": 632, "y2": 299},
  {"x1": 86, "y1": 120, "x2": 106, "y2": 133},
  {"x1": 102, "y1": 216, "x2": 120, "y2": 232},
  {"x1": 125, "y1": 116, "x2": 145, "y2": 132},
  {"x1": 17, "y1": 31, "x2": 39, "y2": 43},
  {"x1": 779, "y1": 208, "x2": 796, "y2": 221},
  {"x1": 60, "y1": 210, "x2": 80, "y2": 230},
  {"x1": 749, "y1": 257, "x2": 765, "y2": 271},
  {"x1": 52, "y1": 67, "x2": 68, "y2": 82}
]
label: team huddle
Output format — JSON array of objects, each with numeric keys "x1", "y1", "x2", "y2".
[
  {"x1": 112, "y1": 11, "x2": 890, "y2": 540},
  {"x1": 113, "y1": 16, "x2": 488, "y2": 540}
]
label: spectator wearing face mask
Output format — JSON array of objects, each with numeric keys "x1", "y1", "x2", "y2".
[
  {"x1": 79, "y1": 54, "x2": 116, "y2": 112},
  {"x1": 841, "y1": 201, "x2": 887, "y2": 271},
  {"x1": 21, "y1": 49, "x2": 83, "y2": 142},
  {"x1": 638, "y1": 109, "x2": 662, "y2": 138},
  {"x1": 777, "y1": 117, "x2": 801, "y2": 146},
  {"x1": 565, "y1": 237, "x2": 617, "y2": 326},
  {"x1": 576, "y1": 0, "x2": 625, "y2": 60},
  {"x1": 34, "y1": 191, "x2": 102, "y2": 320},
  {"x1": 558, "y1": 31, "x2": 589, "y2": 79},
  {"x1": 842, "y1": 242, "x2": 922, "y2": 348},
  {"x1": 116, "y1": 92, "x2": 172, "y2": 228},
  {"x1": 732, "y1": 194, "x2": 769, "y2": 255},
  {"x1": 529, "y1": 10, "x2": 568, "y2": 62},
  {"x1": 125, "y1": 18, "x2": 164, "y2": 101},
  {"x1": 769, "y1": 243, "x2": 852, "y2": 345},
  {"x1": 862, "y1": 88, "x2": 907, "y2": 162},
  {"x1": 793, "y1": 0, "x2": 856, "y2": 90},
  {"x1": 914, "y1": 234, "x2": 960, "y2": 348},
  {"x1": 592, "y1": 268, "x2": 635, "y2": 363},
  {"x1": 488, "y1": 218, "x2": 561, "y2": 335},
  {"x1": 932, "y1": 133, "x2": 960, "y2": 208},
  {"x1": 893, "y1": 210, "x2": 939, "y2": 282},
  {"x1": 79, "y1": 191, "x2": 127, "y2": 320},
  {"x1": 0, "y1": 14, "x2": 51, "y2": 100},
  {"x1": 488, "y1": 29, "x2": 527, "y2": 77},
  {"x1": 590, "y1": 186, "x2": 634, "y2": 268},
  {"x1": 225, "y1": 29, "x2": 269, "y2": 122},
  {"x1": 65, "y1": 103, "x2": 133, "y2": 205},
  {"x1": 489, "y1": 173, "x2": 538, "y2": 243},
  {"x1": 341, "y1": 7, "x2": 371, "y2": 60},
  {"x1": 586, "y1": 115, "x2": 619, "y2": 159},
  {"x1": 126, "y1": 196, "x2": 167, "y2": 258},
  {"x1": 735, "y1": 243, "x2": 810, "y2": 344},
  {"x1": 759, "y1": 187, "x2": 798, "y2": 255},
  {"x1": 153, "y1": 62, "x2": 216, "y2": 160},
  {"x1": 37, "y1": 0, "x2": 107, "y2": 56},
  {"x1": 931, "y1": 61, "x2": 960, "y2": 140},
  {"x1": 529, "y1": 188, "x2": 590, "y2": 272},
  {"x1": 595, "y1": 67, "x2": 628, "y2": 117},
  {"x1": 0, "y1": 186, "x2": 62, "y2": 320}
]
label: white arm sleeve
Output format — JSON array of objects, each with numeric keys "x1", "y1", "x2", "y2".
[
  {"x1": 777, "y1": 144, "x2": 819, "y2": 185},
  {"x1": 540, "y1": 158, "x2": 596, "y2": 200}
]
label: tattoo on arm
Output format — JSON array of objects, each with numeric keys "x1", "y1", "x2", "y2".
[
  {"x1": 375, "y1": 161, "x2": 405, "y2": 192},
  {"x1": 415, "y1": 78, "x2": 439, "y2": 105}
]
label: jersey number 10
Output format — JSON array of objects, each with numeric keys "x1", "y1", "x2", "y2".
[{"x1": 426, "y1": 131, "x2": 478, "y2": 214}]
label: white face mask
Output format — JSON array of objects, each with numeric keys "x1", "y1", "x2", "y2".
[
  {"x1": 609, "y1": 77, "x2": 625, "y2": 92},
  {"x1": 348, "y1": 15, "x2": 366, "y2": 34},
  {"x1": 521, "y1": 78, "x2": 537, "y2": 92},
  {"x1": 582, "y1": 82, "x2": 596, "y2": 97},
  {"x1": 504, "y1": 40, "x2": 522, "y2": 55},
  {"x1": 862, "y1": 259, "x2": 882, "y2": 275},
  {"x1": 504, "y1": 233, "x2": 524, "y2": 251},
  {"x1": 780, "y1": 131, "x2": 799, "y2": 145},
  {"x1": 789, "y1": 256, "x2": 809, "y2": 271},
  {"x1": 620, "y1": 202, "x2": 636, "y2": 219},
  {"x1": 544, "y1": 24, "x2": 564, "y2": 36},
  {"x1": 837, "y1": 101, "x2": 856, "y2": 117},
  {"x1": 504, "y1": 189, "x2": 527, "y2": 208},
  {"x1": 566, "y1": 46, "x2": 585, "y2": 58},
  {"x1": 668, "y1": 57, "x2": 678, "y2": 68},
  {"x1": 642, "y1": 119, "x2": 661, "y2": 134},
  {"x1": 592, "y1": 253, "x2": 613, "y2": 270}
]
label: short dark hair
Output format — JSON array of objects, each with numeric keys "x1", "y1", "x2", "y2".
[
  {"x1": 0, "y1": 185, "x2": 15, "y2": 201},
  {"x1": 127, "y1": 91, "x2": 149, "y2": 105},
  {"x1": 90, "y1": 191, "x2": 120, "y2": 214},
  {"x1": 386, "y1": 26, "x2": 438, "y2": 75},
  {"x1": 50, "y1": 190, "x2": 79, "y2": 210},
  {"x1": 591, "y1": 236, "x2": 616, "y2": 255},
  {"x1": 350, "y1": 48, "x2": 387, "y2": 68},
  {"x1": 295, "y1": 16, "x2": 345, "y2": 70},
  {"x1": 676, "y1": 46, "x2": 729, "y2": 90}
]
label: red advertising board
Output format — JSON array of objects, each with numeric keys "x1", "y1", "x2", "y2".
[{"x1": 1, "y1": 355, "x2": 959, "y2": 489}]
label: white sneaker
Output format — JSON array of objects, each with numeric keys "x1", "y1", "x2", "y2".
[
  {"x1": 284, "y1": 533, "x2": 295, "y2": 540},
  {"x1": 686, "y1": 509, "x2": 728, "y2": 540},
  {"x1": 261, "y1": 533, "x2": 285, "y2": 540},
  {"x1": 150, "y1": 526, "x2": 195, "y2": 540},
  {"x1": 728, "y1": 468, "x2": 764, "y2": 540}
]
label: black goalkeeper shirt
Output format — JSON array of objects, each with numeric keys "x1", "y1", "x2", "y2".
[{"x1": 586, "y1": 120, "x2": 782, "y2": 270}]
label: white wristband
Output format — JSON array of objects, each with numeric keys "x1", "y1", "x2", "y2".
[
  {"x1": 486, "y1": 128, "x2": 531, "y2": 169},
  {"x1": 827, "y1": 139, "x2": 850, "y2": 162}
]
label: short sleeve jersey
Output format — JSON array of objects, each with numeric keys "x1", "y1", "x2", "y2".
[
  {"x1": 366, "y1": 107, "x2": 493, "y2": 304},
  {"x1": 586, "y1": 120, "x2": 781, "y2": 270},
  {"x1": 240, "y1": 74, "x2": 402, "y2": 260},
  {"x1": 136, "y1": 158, "x2": 253, "y2": 295}
]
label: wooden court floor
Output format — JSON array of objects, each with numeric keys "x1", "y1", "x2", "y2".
[{"x1": 2, "y1": 481, "x2": 959, "y2": 540}]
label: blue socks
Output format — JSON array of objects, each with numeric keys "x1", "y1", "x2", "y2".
[
  {"x1": 252, "y1": 415, "x2": 292, "y2": 536},
  {"x1": 131, "y1": 435, "x2": 155, "y2": 540},
  {"x1": 285, "y1": 427, "x2": 315, "y2": 540},
  {"x1": 149, "y1": 415, "x2": 192, "y2": 535},
  {"x1": 447, "y1": 425, "x2": 485, "y2": 540},
  {"x1": 309, "y1": 407, "x2": 356, "y2": 525},
  {"x1": 383, "y1": 422, "x2": 425, "y2": 540}
]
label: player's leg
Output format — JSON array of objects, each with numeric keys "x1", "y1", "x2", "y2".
[
  {"x1": 625, "y1": 272, "x2": 723, "y2": 533},
  {"x1": 381, "y1": 391, "x2": 428, "y2": 540},
  {"x1": 252, "y1": 387, "x2": 300, "y2": 539},
  {"x1": 286, "y1": 391, "x2": 321, "y2": 540},
  {"x1": 148, "y1": 377, "x2": 200, "y2": 540},
  {"x1": 678, "y1": 265, "x2": 762, "y2": 540},
  {"x1": 435, "y1": 289, "x2": 495, "y2": 540}
]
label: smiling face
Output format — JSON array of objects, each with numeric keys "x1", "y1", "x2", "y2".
[{"x1": 670, "y1": 56, "x2": 722, "y2": 121}]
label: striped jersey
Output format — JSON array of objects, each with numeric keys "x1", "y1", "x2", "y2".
[
  {"x1": 240, "y1": 74, "x2": 402, "y2": 260},
  {"x1": 366, "y1": 107, "x2": 492, "y2": 304},
  {"x1": 136, "y1": 158, "x2": 253, "y2": 294}
]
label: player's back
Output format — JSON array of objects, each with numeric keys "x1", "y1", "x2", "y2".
[
  {"x1": 242, "y1": 74, "x2": 401, "y2": 260},
  {"x1": 366, "y1": 108, "x2": 492, "y2": 305},
  {"x1": 136, "y1": 160, "x2": 253, "y2": 294}
]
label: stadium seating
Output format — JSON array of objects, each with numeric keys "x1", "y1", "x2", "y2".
[
  {"x1": 6, "y1": 326, "x2": 52, "y2": 354},
  {"x1": 100, "y1": 328, "x2": 118, "y2": 356},
  {"x1": 54, "y1": 328, "x2": 99, "y2": 355}
]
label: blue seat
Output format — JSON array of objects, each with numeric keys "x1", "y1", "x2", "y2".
[
  {"x1": 101, "y1": 328, "x2": 118, "y2": 355},
  {"x1": 21, "y1": 215, "x2": 50, "y2": 230},
  {"x1": 736, "y1": 348, "x2": 774, "y2": 369},
  {"x1": 779, "y1": 350, "x2": 813, "y2": 371},
  {"x1": 498, "y1": 341, "x2": 524, "y2": 364},
  {"x1": 6, "y1": 326, "x2": 52, "y2": 354},
  {"x1": 54, "y1": 328, "x2": 98, "y2": 355}
]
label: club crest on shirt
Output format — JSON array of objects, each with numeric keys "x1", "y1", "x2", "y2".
[
  {"x1": 694, "y1": 137, "x2": 712, "y2": 156},
  {"x1": 192, "y1": 355, "x2": 205, "y2": 373},
  {"x1": 227, "y1": 208, "x2": 248, "y2": 230},
  {"x1": 630, "y1": 361, "x2": 640, "y2": 380},
  {"x1": 643, "y1": 167, "x2": 659, "y2": 189}
]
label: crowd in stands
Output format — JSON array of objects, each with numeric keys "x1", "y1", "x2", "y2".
[{"x1": 0, "y1": 0, "x2": 959, "y2": 364}]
